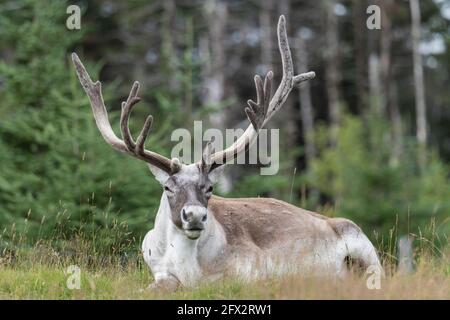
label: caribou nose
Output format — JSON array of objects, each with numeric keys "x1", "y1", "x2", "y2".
[
  {"x1": 181, "y1": 206, "x2": 207, "y2": 224},
  {"x1": 181, "y1": 208, "x2": 193, "y2": 222}
]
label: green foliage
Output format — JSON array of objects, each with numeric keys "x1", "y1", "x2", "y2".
[
  {"x1": 0, "y1": 0, "x2": 168, "y2": 251},
  {"x1": 306, "y1": 113, "x2": 450, "y2": 238},
  {"x1": 228, "y1": 172, "x2": 291, "y2": 199}
]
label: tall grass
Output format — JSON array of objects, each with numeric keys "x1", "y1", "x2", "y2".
[{"x1": 0, "y1": 213, "x2": 448, "y2": 299}]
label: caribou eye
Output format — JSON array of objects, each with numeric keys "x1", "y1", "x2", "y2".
[
  {"x1": 164, "y1": 186, "x2": 173, "y2": 193},
  {"x1": 206, "y1": 186, "x2": 213, "y2": 193}
]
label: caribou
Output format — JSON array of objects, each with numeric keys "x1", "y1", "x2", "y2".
[{"x1": 72, "y1": 15, "x2": 382, "y2": 291}]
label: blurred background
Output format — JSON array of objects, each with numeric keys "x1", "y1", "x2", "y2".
[{"x1": 0, "y1": 0, "x2": 449, "y2": 256}]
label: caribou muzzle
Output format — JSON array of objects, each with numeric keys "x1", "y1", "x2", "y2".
[{"x1": 180, "y1": 205, "x2": 207, "y2": 240}]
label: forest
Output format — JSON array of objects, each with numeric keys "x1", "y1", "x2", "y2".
[{"x1": 0, "y1": 0, "x2": 449, "y2": 299}]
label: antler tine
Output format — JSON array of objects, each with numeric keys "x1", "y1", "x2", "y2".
[
  {"x1": 205, "y1": 15, "x2": 315, "y2": 171},
  {"x1": 245, "y1": 72, "x2": 273, "y2": 131},
  {"x1": 265, "y1": 15, "x2": 294, "y2": 122},
  {"x1": 72, "y1": 53, "x2": 128, "y2": 152},
  {"x1": 135, "y1": 115, "x2": 153, "y2": 156},
  {"x1": 293, "y1": 72, "x2": 316, "y2": 85},
  {"x1": 71, "y1": 53, "x2": 174, "y2": 174},
  {"x1": 120, "y1": 82, "x2": 140, "y2": 151}
]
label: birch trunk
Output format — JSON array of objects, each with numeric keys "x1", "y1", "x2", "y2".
[
  {"x1": 325, "y1": 0, "x2": 341, "y2": 143},
  {"x1": 352, "y1": 0, "x2": 367, "y2": 112},
  {"x1": 202, "y1": 0, "x2": 232, "y2": 192},
  {"x1": 161, "y1": 0, "x2": 179, "y2": 92},
  {"x1": 410, "y1": 0, "x2": 427, "y2": 166},
  {"x1": 380, "y1": 0, "x2": 403, "y2": 164}
]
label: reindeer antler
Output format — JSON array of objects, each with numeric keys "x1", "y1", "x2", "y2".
[
  {"x1": 71, "y1": 53, "x2": 175, "y2": 174},
  {"x1": 201, "y1": 15, "x2": 315, "y2": 171},
  {"x1": 245, "y1": 72, "x2": 273, "y2": 131}
]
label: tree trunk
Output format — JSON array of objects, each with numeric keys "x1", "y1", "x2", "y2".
[
  {"x1": 352, "y1": 0, "x2": 367, "y2": 113},
  {"x1": 259, "y1": 0, "x2": 274, "y2": 73},
  {"x1": 389, "y1": 82, "x2": 403, "y2": 166},
  {"x1": 369, "y1": 53, "x2": 383, "y2": 115},
  {"x1": 277, "y1": 0, "x2": 290, "y2": 19},
  {"x1": 161, "y1": 0, "x2": 179, "y2": 92},
  {"x1": 296, "y1": 37, "x2": 319, "y2": 201},
  {"x1": 203, "y1": 0, "x2": 227, "y2": 111},
  {"x1": 410, "y1": 0, "x2": 427, "y2": 166},
  {"x1": 379, "y1": 0, "x2": 391, "y2": 116},
  {"x1": 202, "y1": 0, "x2": 232, "y2": 192},
  {"x1": 380, "y1": 0, "x2": 403, "y2": 164},
  {"x1": 296, "y1": 37, "x2": 316, "y2": 164},
  {"x1": 325, "y1": 0, "x2": 341, "y2": 143}
]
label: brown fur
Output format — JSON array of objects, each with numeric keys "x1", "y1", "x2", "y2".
[{"x1": 208, "y1": 195, "x2": 341, "y2": 249}]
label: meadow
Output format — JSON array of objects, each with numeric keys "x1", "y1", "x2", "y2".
[{"x1": 0, "y1": 236, "x2": 448, "y2": 300}]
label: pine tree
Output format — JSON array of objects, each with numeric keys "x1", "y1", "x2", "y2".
[{"x1": 0, "y1": 0, "x2": 163, "y2": 249}]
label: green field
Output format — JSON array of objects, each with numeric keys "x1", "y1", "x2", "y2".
[{"x1": 1, "y1": 242, "x2": 448, "y2": 300}]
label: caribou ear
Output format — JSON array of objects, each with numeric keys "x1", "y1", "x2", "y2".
[
  {"x1": 202, "y1": 141, "x2": 225, "y2": 185},
  {"x1": 201, "y1": 142, "x2": 213, "y2": 173},
  {"x1": 208, "y1": 165, "x2": 225, "y2": 185},
  {"x1": 148, "y1": 164, "x2": 170, "y2": 185},
  {"x1": 148, "y1": 158, "x2": 181, "y2": 185}
]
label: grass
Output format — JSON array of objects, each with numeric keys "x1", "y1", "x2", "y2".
[
  {"x1": 0, "y1": 240, "x2": 449, "y2": 300},
  {"x1": 0, "y1": 215, "x2": 448, "y2": 300},
  {"x1": 0, "y1": 259, "x2": 449, "y2": 299}
]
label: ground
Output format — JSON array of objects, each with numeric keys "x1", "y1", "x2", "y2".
[{"x1": 0, "y1": 249, "x2": 448, "y2": 299}]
